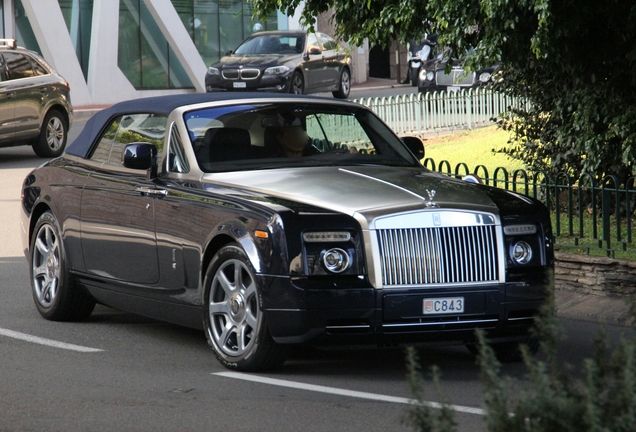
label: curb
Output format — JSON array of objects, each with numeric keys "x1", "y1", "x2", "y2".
[{"x1": 556, "y1": 290, "x2": 632, "y2": 327}]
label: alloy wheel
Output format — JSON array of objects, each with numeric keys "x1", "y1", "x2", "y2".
[
  {"x1": 32, "y1": 223, "x2": 60, "y2": 307},
  {"x1": 208, "y1": 258, "x2": 260, "y2": 356},
  {"x1": 46, "y1": 116, "x2": 65, "y2": 151}
]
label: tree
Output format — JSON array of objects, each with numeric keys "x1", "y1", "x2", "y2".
[
  {"x1": 250, "y1": 0, "x2": 429, "y2": 48},
  {"x1": 251, "y1": 0, "x2": 636, "y2": 181}
]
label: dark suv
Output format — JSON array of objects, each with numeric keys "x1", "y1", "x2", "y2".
[{"x1": 0, "y1": 39, "x2": 72, "y2": 158}]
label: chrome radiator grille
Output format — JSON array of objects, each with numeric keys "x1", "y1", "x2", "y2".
[
  {"x1": 377, "y1": 225, "x2": 499, "y2": 286},
  {"x1": 436, "y1": 69, "x2": 475, "y2": 86}
]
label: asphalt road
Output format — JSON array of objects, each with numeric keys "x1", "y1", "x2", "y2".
[{"x1": 0, "y1": 109, "x2": 632, "y2": 431}]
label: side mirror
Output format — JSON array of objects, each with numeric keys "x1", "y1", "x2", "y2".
[
  {"x1": 307, "y1": 47, "x2": 322, "y2": 56},
  {"x1": 224, "y1": 49, "x2": 233, "y2": 56},
  {"x1": 402, "y1": 136, "x2": 425, "y2": 160},
  {"x1": 122, "y1": 143, "x2": 158, "y2": 174}
]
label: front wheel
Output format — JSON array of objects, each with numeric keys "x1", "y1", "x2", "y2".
[
  {"x1": 30, "y1": 211, "x2": 95, "y2": 321},
  {"x1": 33, "y1": 110, "x2": 67, "y2": 158},
  {"x1": 289, "y1": 71, "x2": 304, "y2": 95},
  {"x1": 332, "y1": 68, "x2": 351, "y2": 99},
  {"x1": 410, "y1": 67, "x2": 419, "y2": 87},
  {"x1": 203, "y1": 244, "x2": 287, "y2": 371}
]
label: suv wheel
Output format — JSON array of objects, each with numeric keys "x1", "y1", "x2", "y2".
[{"x1": 33, "y1": 110, "x2": 67, "y2": 158}]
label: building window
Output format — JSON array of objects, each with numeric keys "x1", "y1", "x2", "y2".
[
  {"x1": 15, "y1": 0, "x2": 41, "y2": 53},
  {"x1": 58, "y1": 0, "x2": 93, "y2": 80},
  {"x1": 118, "y1": 0, "x2": 194, "y2": 90},
  {"x1": 173, "y1": 0, "x2": 279, "y2": 68}
]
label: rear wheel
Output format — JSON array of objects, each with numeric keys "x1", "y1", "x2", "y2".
[
  {"x1": 33, "y1": 110, "x2": 67, "y2": 158},
  {"x1": 332, "y1": 68, "x2": 351, "y2": 99},
  {"x1": 289, "y1": 71, "x2": 304, "y2": 95},
  {"x1": 203, "y1": 244, "x2": 287, "y2": 371},
  {"x1": 30, "y1": 211, "x2": 95, "y2": 321}
]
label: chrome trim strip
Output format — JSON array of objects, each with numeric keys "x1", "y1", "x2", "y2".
[
  {"x1": 383, "y1": 318, "x2": 499, "y2": 328},
  {"x1": 325, "y1": 325, "x2": 371, "y2": 329},
  {"x1": 507, "y1": 317, "x2": 535, "y2": 322}
]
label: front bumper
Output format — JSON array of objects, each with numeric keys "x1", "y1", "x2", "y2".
[
  {"x1": 205, "y1": 72, "x2": 292, "y2": 93},
  {"x1": 260, "y1": 269, "x2": 552, "y2": 346}
]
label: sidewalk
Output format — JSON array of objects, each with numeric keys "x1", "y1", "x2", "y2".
[{"x1": 73, "y1": 77, "x2": 411, "y2": 118}]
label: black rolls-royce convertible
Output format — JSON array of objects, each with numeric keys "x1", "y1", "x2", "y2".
[{"x1": 21, "y1": 93, "x2": 554, "y2": 371}]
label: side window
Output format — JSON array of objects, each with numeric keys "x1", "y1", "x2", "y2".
[
  {"x1": 0, "y1": 54, "x2": 7, "y2": 82},
  {"x1": 167, "y1": 122, "x2": 190, "y2": 173},
  {"x1": 3, "y1": 53, "x2": 35, "y2": 79},
  {"x1": 26, "y1": 55, "x2": 48, "y2": 76},
  {"x1": 307, "y1": 33, "x2": 320, "y2": 53},
  {"x1": 89, "y1": 114, "x2": 167, "y2": 167},
  {"x1": 318, "y1": 34, "x2": 337, "y2": 51}
]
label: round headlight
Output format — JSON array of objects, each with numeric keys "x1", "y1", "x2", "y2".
[
  {"x1": 511, "y1": 241, "x2": 533, "y2": 265},
  {"x1": 322, "y1": 248, "x2": 350, "y2": 273},
  {"x1": 479, "y1": 72, "x2": 491, "y2": 83},
  {"x1": 426, "y1": 71, "x2": 435, "y2": 81}
]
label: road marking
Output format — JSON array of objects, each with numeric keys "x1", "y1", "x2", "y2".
[
  {"x1": 213, "y1": 371, "x2": 485, "y2": 416},
  {"x1": 0, "y1": 328, "x2": 103, "y2": 353}
]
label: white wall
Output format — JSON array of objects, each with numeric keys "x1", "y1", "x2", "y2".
[{"x1": 20, "y1": 0, "x2": 207, "y2": 107}]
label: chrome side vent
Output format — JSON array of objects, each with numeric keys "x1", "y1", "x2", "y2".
[{"x1": 377, "y1": 225, "x2": 499, "y2": 286}]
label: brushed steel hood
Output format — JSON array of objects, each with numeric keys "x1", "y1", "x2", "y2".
[{"x1": 202, "y1": 166, "x2": 499, "y2": 218}]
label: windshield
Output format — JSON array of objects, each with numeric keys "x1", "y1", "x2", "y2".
[
  {"x1": 183, "y1": 103, "x2": 420, "y2": 173},
  {"x1": 233, "y1": 34, "x2": 305, "y2": 55}
]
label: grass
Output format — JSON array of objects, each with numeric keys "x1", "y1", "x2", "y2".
[{"x1": 421, "y1": 125, "x2": 526, "y2": 176}]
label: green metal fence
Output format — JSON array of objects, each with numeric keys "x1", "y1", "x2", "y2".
[
  {"x1": 354, "y1": 88, "x2": 636, "y2": 259},
  {"x1": 424, "y1": 159, "x2": 636, "y2": 259}
]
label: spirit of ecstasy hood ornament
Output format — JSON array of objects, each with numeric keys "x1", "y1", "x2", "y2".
[{"x1": 424, "y1": 189, "x2": 439, "y2": 208}]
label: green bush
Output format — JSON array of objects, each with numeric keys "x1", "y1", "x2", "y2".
[{"x1": 404, "y1": 294, "x2": 636, "y2": 431}]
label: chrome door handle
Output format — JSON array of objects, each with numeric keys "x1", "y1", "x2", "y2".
[{"x1": 135, "y1": 187, "x2": 167, "y2": 197}]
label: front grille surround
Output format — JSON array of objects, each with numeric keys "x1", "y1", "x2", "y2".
[
  {"x1": 369, "y1": 210, "x2": 505, "y2": 289},
  {"x1": 436, "y1": 68, "x2": 476, "y2": 86},
  {"x1": 221, "y1": 68, "x2": 260, "y2": 80}
]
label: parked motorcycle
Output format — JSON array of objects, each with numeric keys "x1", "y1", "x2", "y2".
[{"x1": 407, "y1": 34, "x2": 438, "y2": 86}]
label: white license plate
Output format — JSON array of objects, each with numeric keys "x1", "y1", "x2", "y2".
[
  {"x1": 233, "y1": 82, "x2": 247, "y2": 88},
  {"x1": 423, "y1": 297, "x2": 464, "y2": 314},
  {"x1": 447, "y1": 86, "x2": 460, "y2": 92}
]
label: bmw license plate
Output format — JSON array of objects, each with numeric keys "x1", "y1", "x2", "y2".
[
  {"x1": 233, "y1": 82, "x2": 247, "y2": 88},
  {"x1": 423, "y1": 297, "x2": 464, "y2": 314}
]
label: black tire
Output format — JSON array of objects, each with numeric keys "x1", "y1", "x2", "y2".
[
  {"x1": 289, "y1": 71, "x2": 304, "y2": 95},
  {"x1": 33, "y1": 110, "x2": 68, "y2": 158},
  {"x1": 30, "y1": 211, "x2": 95, "y2": 321},
  {"x1": 332, "y1": 68, "x2": 351, "y2": 99},
  {"x1": 411, "y1": 67, "x2": 419, "y2": 87},
  {"x1": 203, "y1": 244, "x2": 287, "y2": 371},
  {"x1": 465, "y1": 335, "x2": 539, "y2": 363}
]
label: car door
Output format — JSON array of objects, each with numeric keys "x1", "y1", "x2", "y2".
[
  {"x1": 317, "y1": 33, "x2": 342, "y2": 87},
  {"x1": 4, "y1": 52, "x2": 43, "y2": 142},
  {"x1": 302, "y1": 33, "x2": 326, "y2": 91},
  {"x1": 80, "y1": 113, "x2": 167, "y2": 285},
  {"x1": 0, "y1": 53, "x2": 15, "y2": 146}
]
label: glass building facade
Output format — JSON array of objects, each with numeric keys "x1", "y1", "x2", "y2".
[{"x1": 13, "y1": 0, "x2": 279, "y2": 90}]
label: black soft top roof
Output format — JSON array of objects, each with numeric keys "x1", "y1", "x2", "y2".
[{"x1": 65, "y1": 92, "x2": 336, "y2": 158}]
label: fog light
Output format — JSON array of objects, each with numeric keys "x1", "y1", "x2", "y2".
[
  {"x1": 511, "y1": 241, "x2": 532, "y2": 265},
  {"x1": 322, "y1": 248, "x2": 350, "y2": 273}
]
